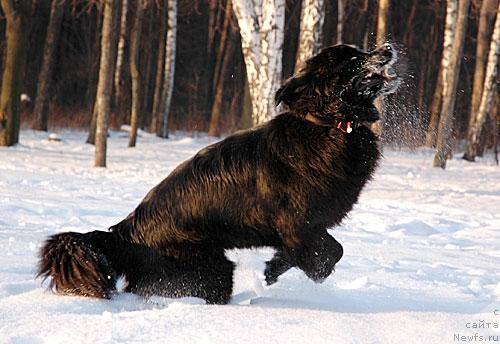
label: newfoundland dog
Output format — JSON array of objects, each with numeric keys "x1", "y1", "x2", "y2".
[{"x1": 38, "y1": 44, "x2": 400, "y2": 304}]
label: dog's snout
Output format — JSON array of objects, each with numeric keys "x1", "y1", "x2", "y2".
[
  {"x1": 367, "y1": 43, "x2": 396, "y2": 66},
  {"x1": 381, "y1": 43, "x2": 392, "y2": 52},
  {"x1": 377, "y1": 43, "x2": 394, "y2": 57}
]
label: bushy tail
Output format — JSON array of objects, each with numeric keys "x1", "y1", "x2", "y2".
[{"x1": 37, "y1": 231, "x2": 119, "y2": 299}]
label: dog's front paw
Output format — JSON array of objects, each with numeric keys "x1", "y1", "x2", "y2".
[
  {"x1": 264, "y1": 252, "x2": 293, "y2": 285},
  {"x1": 294, "y1": 233, "x2": 344, "y2": 283}
]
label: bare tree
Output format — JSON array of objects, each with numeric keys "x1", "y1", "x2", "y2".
[
  {"x1": 425, "y1": 64, "x2": 444, "y2": 147},
  {"x1": 86, "y1": 13, "x2": 103, "y2": 145},
  {"x1": 128, "y1": 0, "x2": 146, "y2": 147},
  {"x1": 425, "y1": 2, "x2": 455, "y2": 148},
  {"x1": 157, "y1": 0, "x2": 177, "y2": 139},
  {"x1": 463, "y1": 3, "x2": 500, "y2": 161},
  {"x1": 433, "y1": 0, "x2": 471, "y2": 169},
  {"x1": 372, "y1": 0, "x2": 390, "y2": 134},
  {"x1": 0, "y1": 0, "x2": 32, "y2": 147},
  {"x1": 150, "y1": 4, "x2": 167, "y2": 134},
  {"x1": 376, "y1": 0, "x2": 389, "y2": 47},
  {"x1": 95, "y1": 0, "x2": 120, "y2": 167},
  {"x1": 113, "y1": 0, "x2": 129, "y2": 104},
  {"x1": 465, "y1": 0, "x2": 498, "y2": 154},
  {"x1": 294, "y1": 0, "x2": 325, "y2": 73},
  {"x1": 232, "y1": 0, "x2": 285, "y2": 126},
  {"x1": 336, "y1": 0, "x2": 343, "y2": 44},
  {"x1": 469, "y1": 0, "x2": 498, "y2": 122},
  {"x1": 32, "y1": 0, "x2": 64, "y2": 131},
  {"x1": 208, "y1": 0, "x2": 234, "y2": 137}
]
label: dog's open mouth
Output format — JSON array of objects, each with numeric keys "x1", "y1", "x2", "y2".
[
  {"x1": 355, "y1": 45, "x2": 401, "y2": 98},
  {"x1": 357, "y1": 65, "x2": 400, "y2": 97}
]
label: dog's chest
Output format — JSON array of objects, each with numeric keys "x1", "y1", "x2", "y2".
[{"x1": 301, "y1": 128, "x2": 380, "y2": 224}]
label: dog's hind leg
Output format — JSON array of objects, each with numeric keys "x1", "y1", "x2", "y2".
[{"x1": 127, "y1": 245, "x2": 235, "y2": 305}]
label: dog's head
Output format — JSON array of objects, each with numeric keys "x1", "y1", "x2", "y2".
[{"x1": 276, "y1": 44, "x2": 400, "y2": 124}]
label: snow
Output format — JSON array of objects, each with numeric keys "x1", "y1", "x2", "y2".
[{"x1": 0, "y1": 130, "x2": 499, "y2": 344}]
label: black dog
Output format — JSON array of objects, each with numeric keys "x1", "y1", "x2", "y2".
[{"x1": 37, "y1": 44, "x2": 400, "y2": 304}]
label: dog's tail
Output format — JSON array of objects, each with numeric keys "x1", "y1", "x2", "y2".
[{"x1": 37, "y1": 230, "x2": 124, "y2": 299}]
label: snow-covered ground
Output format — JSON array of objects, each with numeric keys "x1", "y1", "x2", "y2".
[{"x1": 0, "y1": 130, "x2": 499, "y2": 344}]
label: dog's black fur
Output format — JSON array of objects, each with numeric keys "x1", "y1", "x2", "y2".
[{"x1": 37, "y1": 44, "x2": 400, "y2": 304}]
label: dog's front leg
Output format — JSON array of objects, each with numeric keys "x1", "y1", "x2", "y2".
[
  {"x1": 282, "y1": 230, "x2": 344, "y2": 283},
  {"x1": 264, "y1": 250, "x2": 293, "y2": 285}
]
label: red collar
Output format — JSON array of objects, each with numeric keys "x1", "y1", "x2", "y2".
[{"x1": 304, "y1": 114, "x2": 354, "y2": 134}]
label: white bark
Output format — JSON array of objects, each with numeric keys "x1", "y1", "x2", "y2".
[
  {"x1": 464, "y1": 3, "x2": 500, "y2": 160},
  {"x1": 113, "y1": 0, "x2": 128, "y2": 100},
  {"x1": 159, "y1": 0, "x2": 177, "y2": 138},
  {"x1": 232, "y1": 0, "x2": 285, "y2": 126},
  {"x1": 466, "y1": 0, "x2": 498, "y2": 135},
  {"x1": 433, "y1": 0, "x2": 470, "y2": 168},
  {"x1": 295, "y1": 0, "x2": 325, "y2": 73},
  {"x1": 440, "y1": 0, "x2": 457, "y2": 103}
]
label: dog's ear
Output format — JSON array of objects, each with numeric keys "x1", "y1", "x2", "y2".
[{"x1": 275, "y1": 72, "x2": 313, "y2": 106}]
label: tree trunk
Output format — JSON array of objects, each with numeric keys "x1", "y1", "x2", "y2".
[
  {"x1": 141, "y1": 9, "x2": 155, "y2": 124},
  {"x1": 376, "y1": 0, "x2": 389, "y2": 46},
  {"x1": 426, "y1": 1, "x2": 458, "y2": 148},
  {"x1": 294, "y1": 0, "x2": 325, "y2": 73},
  {"x1": 463, "y1": 2, "x2": 500, "y2": 161},
  {"x1": 113, "y1": 0, "x2": 128, "y2": 104},
  {"x1": 468, "y1": 0, "x2": 498, "y2": 127},
  {"x1": 150, "y1": 3, "x2": 167, "y2": 134},
  {"x1": 95, "y1": 0, "x2": 119, "y2": 167},
  {"x1": 433, "y1": 0, "x2": 471, "y2": 169},
  {"x1": 232, "y1": 0, "x2": 285, "y2": 126},
  {"x1": 0, "y1": 0, "x2": 32, "y2": 147},
  {"x1": 158, "y1": 0, "x2": 177, "y2": 139},
  {"x1": 87, "y1": 104, "x2": 98, "y2": 144},
  {"x1": 372, "y1": 0, "x2": 390, "y2": 135},
  {"x1": 32, "y1": 0, "x2": 64, "y2": 131},
  {"x1": 208, "y1": 0, "x2": 233, "y2": 137},
  {"x1": 336, "y1": 0, "x2": 343, "y2": 44},
  {"x1": 128, "y1": 0, "x2": 145, "y2": 147},
  {"x1": 425, "y1": 65, "x2": 444, "y2": 147},
  {"x1": 465, "y1": 0, "x2": 498, "y2": 155},
  {"x1": 86, "y1": 12, "x2": 103, "y2": 145}
]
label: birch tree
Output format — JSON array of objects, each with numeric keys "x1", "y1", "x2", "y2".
[
  {"x1": 468, "y1": 0, "x2": 498, "y2": 124},
  {"x1": 336, "y1": 0, "x2": 343, "y2": 44},
  {"x1": 372, "y1": 0, "x2": 390, "y2": 134},
  {"x1": 463, "y1": 3, "x2": 500, "y2": 161},
  {"x1": 157, "y1": 0, "x2": 177, "y2": 138},
  {"x1": 128, "y1": 0, "x2": 146, "y2": 147},
  {"x1": 232, "y1": 0, "x2": 285, "y2": 126},
  {"x1": 425, "y1": 1, "x2": 458, "y2": 148},
  {"x1": 95, "y1": 0, "x2": 119, "y2": 167},
  {"x1": 433, "y1": 0, "x2": 471, "y2": 169},
  {"x1": 376, "y1": 0, "x2": 389, "y2": 47},
  {"x1": 32, "y1": 0, "x2": 64, "y2": 131},
  {"x1": 150, "y1": 3, "x2": 167, "y2": 134},
  {"x1": 0, "y1": 0, "x2": 32, "y2": 147},
  {"x1": 113, "y1": 0, "x2": 129, "y2": 104},
  {"x1": 208, "y1": 0, "x2": 234, "y2": 137},
  {"x1": 294, "y1": 0, "x2": 325, "y2": 73},
  {"x1": 465, "y1": 0, "x2": 498, "y2": 154}
]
